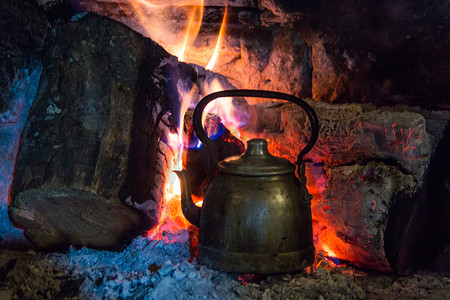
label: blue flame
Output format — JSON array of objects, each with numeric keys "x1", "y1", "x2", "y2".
[{"x1": 193, "y1": 123, "x2": 226, "y2": 149}]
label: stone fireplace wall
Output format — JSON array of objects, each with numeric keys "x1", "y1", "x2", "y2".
[{"x1": 65, "y1": 0, "x2": 450, "y2": 108}]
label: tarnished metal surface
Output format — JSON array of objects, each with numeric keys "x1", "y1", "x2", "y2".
[
  {"x1": 176, "y1": 89, "x2": 319, "y2": 273},
  {"x1": 197, "y1": 169, "x2": 314, "y2": 273},
  {"x1": 176, "y1": 140, "x2": 315, "y2": 273},
  {"x1": 219, "y1": 139, "x2": 295, "y2": 176}
]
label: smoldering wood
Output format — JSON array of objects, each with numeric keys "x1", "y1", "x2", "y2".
[
  {"x1": 252, "y1": 101, "x2": 449, "y2": 177},
  {"x1": 240, "y1": 100, "x2": 449, "y2": 273},
  {"x1": 8, "y1": 13, "x2": 198, "y2": 250},
  {"x1": 74, "y1": 1, "x2": 313, "y2": 99},
  {"x1": 7, "y1": 11, "x2": 246, "y2": 250}
]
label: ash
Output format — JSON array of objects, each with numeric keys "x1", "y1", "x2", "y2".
[{"x1": 1, "y1": 233, "x2": 449, "y2": 300}]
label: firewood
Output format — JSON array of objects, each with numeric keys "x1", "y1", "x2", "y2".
[{"x1": 8, "y1": 14, "x2": 194, "y2": 250}]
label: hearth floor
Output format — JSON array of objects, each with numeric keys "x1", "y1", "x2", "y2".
[{"x1": 0, "y1": 231, "x2": 449, "y2": 300}]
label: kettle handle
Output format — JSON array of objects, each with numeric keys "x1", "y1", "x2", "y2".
[{"x1": 193, "y1": 89, "x2": 319, "y2": 160}]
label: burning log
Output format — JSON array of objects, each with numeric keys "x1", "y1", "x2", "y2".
[
  {"x1": 74, "y1": 0, "x2": 313, "y2": 98},
  {"x1": 8, "y1": 13, "x2": 197, "y2": 250},
  {"x1": 241, "y1": 100, "x2": 450, "y2": 273},
  {"x1": 7, "y1": 11, "x2": 249, "y2": 250}
]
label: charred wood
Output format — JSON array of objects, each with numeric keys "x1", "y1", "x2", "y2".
[{"x1": 8, "y1": 14, "x2": 186, "y2": 250}]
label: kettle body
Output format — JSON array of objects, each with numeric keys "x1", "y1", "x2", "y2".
[{"x1": 176, "y1": 90, "x2": 319, "y2": 273}]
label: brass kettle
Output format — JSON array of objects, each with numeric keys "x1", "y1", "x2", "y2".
[{"x1": 176, "y1": 90, "x2": 319, "y2": 273}]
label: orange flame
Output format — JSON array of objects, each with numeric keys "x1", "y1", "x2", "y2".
[
  {"x1": 146, "y1": 89, "x2": 195, "y2": 241},
  {"x1": 117, "y1": 0, "x2": 205, "y2": 62},
  {"x1": 321, "y1": 243, "x2": 337, "y2": 258},
  {"x1": 206, "y1": 7, "x2": 228, "y2": 70},
  {"x1": 98, "y1": 1, "x2": 237, "y2": 242},
  {"x1": 177, "y1": 1, "x2": 204, "y2": 62},
  {"x1": 202, "y1": 78, "x2": 247, "y2": 136}
]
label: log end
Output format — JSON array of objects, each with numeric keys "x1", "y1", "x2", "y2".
[{"x1": 9, "y1": 188, "x2": 150, "y2": 251}]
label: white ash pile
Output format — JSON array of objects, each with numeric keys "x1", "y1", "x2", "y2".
[{"x1": 1, "y1": 234, "x2": 450, "y2": 299}]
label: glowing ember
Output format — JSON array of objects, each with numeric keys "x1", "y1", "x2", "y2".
[
  {"x1": 321, "y1": 243, "x2": 337, "y2": 258},
  {"x1": 146, "y1": 131, "x2": 189, "y2": 241},
  {"x1": 388, "y1": 123, "x2": 423, "y2": 160}
]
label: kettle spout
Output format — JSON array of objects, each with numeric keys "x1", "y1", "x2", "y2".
[{"x1": 174, "y1": 170, "x2": 201, "y2": 227}]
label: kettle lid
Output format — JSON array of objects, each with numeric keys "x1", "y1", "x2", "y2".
[{"x1": 218, "y1": 139, "x2": 295, "y2": 176}]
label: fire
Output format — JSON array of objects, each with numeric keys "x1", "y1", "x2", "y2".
[
  {"x1": 146, "y1": 131, "x2": 188, "y2": 241},
  {"x1": 92, "y1": 2, "x2": 351, "y2": 269},
  {"x1": 202, "y1": 79, "x2": 247, "y2": 138},
  {"x1": 97, "y1": 0, "x2": 205, "y2": 64},
  {"x1": 321, "y1": 243, "x2": 337, "y2": 258},
  {"x1": 205, "y1": 7, "x2": 227, "y2": 70},
  {"x1": 107, "y1": 0, "x2": 228, "y2": 68},
  {"x1": 139, "y1": 2, "x2": 232, "y2": 241},
  {"x1": 176, "y1": 1, "x2": 204, "y2": 62}
]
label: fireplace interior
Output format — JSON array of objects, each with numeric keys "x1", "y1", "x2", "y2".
[{"x1": 0, "y1": 0, "x2": 449, "y2": 299}]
